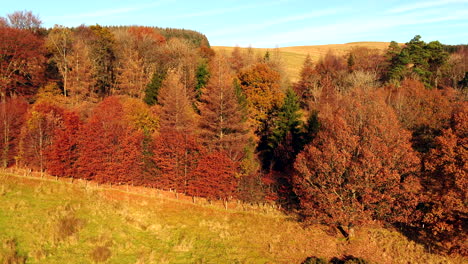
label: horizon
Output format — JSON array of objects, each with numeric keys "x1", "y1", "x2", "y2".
[{"x1": 1, "y1": 0, "x2": 468, "y2": 48}]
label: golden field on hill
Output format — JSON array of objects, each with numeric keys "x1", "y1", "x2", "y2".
[{"x1": 213, "y1": 42, "x2": 392, "y2": 82}]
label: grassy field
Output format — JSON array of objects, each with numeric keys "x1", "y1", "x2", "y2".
[
  {"x1": 212, "y1": 42, "x2": 391, "y2": 82},
  {"x1": 0, "y1": 170, "x2": 465, "y2": 264}
]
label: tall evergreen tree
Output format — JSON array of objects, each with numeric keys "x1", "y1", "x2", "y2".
[
  {"x1": 266, "y1": 88, "x2": 303, "y2": 171},
  {"x1": 144, "y1": 68, "x2": 166, "y2": 106}
]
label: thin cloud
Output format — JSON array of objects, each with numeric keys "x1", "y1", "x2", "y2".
[
  {"x1": 48, "y1": 0, "x2": 171, "y2": 20},
  {"x1": 236, "y1": 8, "x2": 468, "y2": 47},
  {"x1": 208, "y1": 8, "x2": 345, "y2": 37},
  {"x1": 387, "y1": 0, "x2": 468, "y2": 14},
  {"x1": 160, "y1": 0, "x2": 292, "y2": 20}
]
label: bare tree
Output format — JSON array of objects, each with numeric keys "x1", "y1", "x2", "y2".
[{"x1": 7, "y1": 10, "x2": 42, "y2": 32}]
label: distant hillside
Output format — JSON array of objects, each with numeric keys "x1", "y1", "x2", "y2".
[{"x1": 213, "y1": 42, "x2": 392, "y2": 82}]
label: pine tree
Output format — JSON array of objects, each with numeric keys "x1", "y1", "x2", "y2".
[
  {"x1": 195, "y1": 60, "x2": 210, "y2": 102},
  {"x1": 144, "y1": 69, "x2": 166, "y2": 105},
  {"x1": 264, "y1": 88, "x2": 303, "y2": 171}
]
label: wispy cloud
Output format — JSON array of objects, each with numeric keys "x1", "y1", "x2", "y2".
[
  {"x1": 387, "y1": 0, "x2": 468, "y2": 14},
  {"x1": 48, "y1": 0, "x2": 171, "y2": 20},
  {"x1": 159, "y1": 0, "x2": 292, "y2": 20},
  {"x1": 232, "y1": 8, "x2": 468, "y2": 47},
  {"x1": 208, "y1": 8, "x2": 345, "y2": 37}
]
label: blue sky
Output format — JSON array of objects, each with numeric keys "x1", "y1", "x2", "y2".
[{"x1": 1, "y1": 0, "x2": 467, "y2": 47}]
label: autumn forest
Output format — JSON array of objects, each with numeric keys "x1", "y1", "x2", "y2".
[{"x1": 1, "y1": 10, "x2": 467, "y2": 260}]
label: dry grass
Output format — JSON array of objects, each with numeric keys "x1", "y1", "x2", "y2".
[
  {"x1": 213, "y1": 42, "x2": 392, "y2": 82},
  {"x1": 0, "y1": 170, "x2": 466, "y2": 263}
]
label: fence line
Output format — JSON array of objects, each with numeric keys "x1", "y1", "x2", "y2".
[{"x1": 1, "y1": 167, "x2": 285, "y2": 217}]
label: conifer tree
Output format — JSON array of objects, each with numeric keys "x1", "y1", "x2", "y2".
[{"x1": 199, "y1": 55, "x2": 249, "y2": 162}]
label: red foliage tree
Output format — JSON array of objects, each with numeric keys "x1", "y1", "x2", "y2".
[
  {"x1": 0, "y1": 97, "x2": 28, "y2": 167},
  {"x1": 152, "y1": 132, "x2": 201, "y2": 192},
  {"x1": 128, "y1": 26, "x2": 165, "y2": 45},
  {"x1": 0, "y1": 27, "x2": 45, "y2": 97},
  {"x1": 187, "y1": 150, "x2": 238, "y2": 201},
  {"x1": 293, "y1": 89, "x2": 420, "y2": 236},
  {"x1": 45, "y1": 111, "x2": 82, "y2": 178},
  {"x1": 75, "y1": 97, "x2": 144, "y2": 184}
]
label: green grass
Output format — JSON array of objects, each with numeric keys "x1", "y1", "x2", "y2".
[{"x1": 0, "y1": 171, "x2": 465, "y2": 264}]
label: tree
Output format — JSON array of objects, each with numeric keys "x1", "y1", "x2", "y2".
[
  {"x1": 293, "y1": 88, "x2": 420, "y2": 236},
  {"x1": 45, "y1": 110, "x2": 82, "y2": 178},
  {"x1": 264, "y1": 88, "x2": 303, "y2": 171},
  {"x1": 67, "y1": 31, "x2": 95, "y2": 101},
  {"x1": 237, "y1": 63, "x2": 284, "y2": 133},
  {"x1": 346, "y1": 47, "x2": 386, "y2": 77},
  {"x1": 230, "y1": 46, "x2": 245, "y2": 73},
  {"x1": 386, "y1": 35, "x2": 449, "y2": 87},
  {"x1": 46, "y1": 25, "x2": 73, "y2": 97},
  {"x1": 195, "y1": 60, "x2": 210, "y2": 102},
  {"x1": 75, "y1": 97, "x2": 144, "y2": 184},
  {"x1": 198, "y1": 55, "x2": 249, "y2": 162},
  {"x1": 157, "y1": 69, "x2": 196, "y2": 133},
  {"x1": 187, "y1": 150, "x2": 238, "y2": 202},
  {"x1": 0, "y1": 27, "x2": 45, "y2": 97},
  {"x1": 144, "y1": 69, "x2": 166, "y2": 105},
  {"x1": 0, "y1": 17, "x2": 8, "y2": 28},
  {"x1": 294, "y1": 55, "x2": 320, "y2": 107},
  {"x1": 0, "y1": 97, "x2": 28, "y2": 167},
  {"x1": 19, "y1": 102, "x2": 65, "y2": 172},
  {"x1": 89, "y1": 25, "x2": 116, "y2": 96},
  {"x1": 385, "y1": 78, "x2": 455, "y2": 153},
  {"x1": 6, "y1": 10, "x2": 42, "y2": 32},
  {"x1": 113, "y1": 26, "x2": 163, "y2": 99},
  {"x1": 418, "y1": 104, "x2": 467, "y2": 254},
  {"x1": 154, "y1": 69, "x2": 200, "y2": 192},
  {"x1": 152, "y1": 132, "x2": 201, "y2": 192}
]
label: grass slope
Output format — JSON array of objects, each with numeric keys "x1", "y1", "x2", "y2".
[
  {"x1": 212, "y1": 42, "x2": 391, "y2": 82},
  {"x1": 0, "y1": 171, "x2": 465, "y2": 264}
]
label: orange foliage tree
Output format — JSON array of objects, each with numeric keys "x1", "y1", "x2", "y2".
[
  {"x1": 385, "y1": 78, "x2": 456, "y2": 153},
  {"x1": 237, "y1": 63, "x2": 284, "y2": 133},
  {"x1": 293, "y1": 55, "x2": 320, "y2": 107},
  {"x1": 293, "y1": 88, "x2": 420, "y2": 236},
  {"x1": 198, "y1": 55, "x2": 249, "y2": 162},
  {"x1": 417, "y1": 104, "x2": 467, "y2": 255},
  {"x1": 152, "y1": 69, "x2": 200, "y2": 192}
]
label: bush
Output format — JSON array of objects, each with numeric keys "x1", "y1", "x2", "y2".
[{"x1": 302, "y1": 256, "x2": 328, "y2": 264}]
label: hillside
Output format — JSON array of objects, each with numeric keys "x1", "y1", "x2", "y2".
[
  {"x1": 1, "y1": 170, "x2": 465, "y2": 264},
  {"x1": 212, "y1": 42, "x2": 392, "y2": 82}
]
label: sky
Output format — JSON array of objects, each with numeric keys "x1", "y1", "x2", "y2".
[{"x1": 1, "y1": 0, "x2": 467, "y2": 47}]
